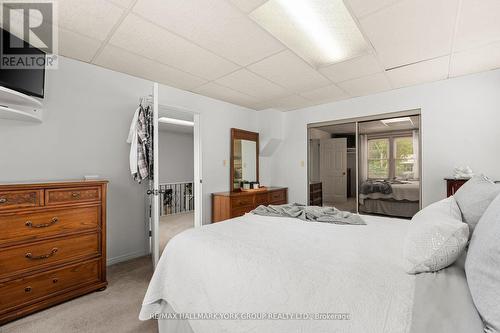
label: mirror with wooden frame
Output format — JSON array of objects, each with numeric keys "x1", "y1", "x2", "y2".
[{"x1": 230, "y1": 128, "x2": 259, "y2": 192}]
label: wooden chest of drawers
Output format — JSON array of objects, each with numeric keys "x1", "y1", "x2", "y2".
[
  {"x1": 445, "y1": 178, "x2": 469, "y2": 197},
  {"x1": 0, "y1": 180, "x2": 107, "y2": 324},
  {"x1": 212, "y1": 187, "x2": 287, "y2": 223}
]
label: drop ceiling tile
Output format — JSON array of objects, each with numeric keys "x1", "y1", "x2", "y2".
[
  {"x1": 386, "y1": 56, "x2": 450, "y2": 88},
  {"x1": 215, "y1": 69, "x2": 288, "y2": 100},
  {"x1": 450, "y1": 41, "x2": 500, "y2": 77},
  {"x1": 253, "y1": 95, "x2": 313, "y2": 111},
  {"x1": 107, "y1": 0, "x2": 135, "y2": 8},
  {"x1": 345, "y1": 0, "x2": 401, "y2": 18},
  {"x1": 338, "y1": 73, "x2": 392, "y2": 97},
  {"x1": 228, "y1": 0, "x2": 268, "y2": 13},
  {"x1": 58, "y1": 0, "x2": 124, "y2": 41},
  {"x1": 58, "y1": 28, "x2": 102, "y2": 62},
  {"x1": 247, "y1": 50, "x2": 331, "y2": 92},
  {"x1": 132, "y1": 0, "x2": 284, "y2": 66},
  {"x1": 300, "y1": 84, "x2": 350, "y2": 103},
  {"x1": 193, "y1": 82, "x2": 259, "y2": 108},
  {"x1": 94, "y1": 45, "x2": 207, "y2": 90},
  {"x1": 109, "y1": 14, "x2": 239, "y2": 80},
  {"x1": 319, "y1": 54, "x2": 382, "y2": 83},
  {"x1": 454, "y1": 0, "x2": 500, "y2": 52},
  {"x1": 359, "y1": 0, "x2": 458, "y2": 69}
]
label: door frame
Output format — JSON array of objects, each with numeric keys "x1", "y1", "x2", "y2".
[
  {"x1": 306, "y1": 109, "x2": 422, "y2": 212},
  {"x1": 150, "y1": 83, "x2": 203, "y2": 267}
]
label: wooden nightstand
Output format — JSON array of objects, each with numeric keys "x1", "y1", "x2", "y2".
[{"x1": 445, "y1": 178, "x2": 470, "y2": 197}]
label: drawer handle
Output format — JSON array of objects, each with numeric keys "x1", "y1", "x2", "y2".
[
  {"x1": 71, "y1": 192, "x2": 81, "y2": 198},
  {"x1": 25, "y1": 248, "x2": 58, "y2": 260},
  {"x1": 25, "y1": 217, "x2": 58, "y2": 228},
  {"x1": 25, "y1": 286, "x2": 32, "y2": 293},
  {"x1": 52, "y1": 278, "x2": 58, "y2": 284},
  {"x1": 0, "y1": 198, "x2": 7, "y2": 204}
]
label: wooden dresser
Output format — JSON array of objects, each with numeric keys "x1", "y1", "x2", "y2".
[
  {"x1": 212, "y1": 187, "x2": 287, "y2": 223},
  {"x1": 0, "y1": 180, "x2": 108, "y2": 324},
  {"x1": 445, "y1": 178, "x2": 470, "y2": 197}
]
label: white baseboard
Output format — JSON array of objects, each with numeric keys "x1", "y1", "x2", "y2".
[{"x1": 107, "y1": 249, "x2": 150, "y2": 266}]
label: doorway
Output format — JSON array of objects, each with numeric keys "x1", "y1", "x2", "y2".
[
  {"x1": 157, "y1": 112, "x2": 195, "y2": 255},
  {"x1": 147, "y1": 83, "x2": 202, "y2": 267}
]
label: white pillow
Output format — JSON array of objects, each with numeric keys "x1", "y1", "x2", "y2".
[
  {"x1": 404, "y1": 197, "x2": 469, "y2": 274},
  {"x1": 454, "y1": 174, "x2": 500, "y2": 233},
  {"x1": 465, "y1": 193, "x2": 500, "y2": 333}
]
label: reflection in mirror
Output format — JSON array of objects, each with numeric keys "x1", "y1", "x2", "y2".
[
  {"x1": 233, "y1": 139, "x2": 257, "y2": 190},
  {"x1": 233, "y1": 139, "x2": 257, "y2": 189},
  {"x1": 231, "y1": 128, "x2": 259, "y2": 191}
]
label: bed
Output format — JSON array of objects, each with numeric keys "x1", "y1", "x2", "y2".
[
  {"x1": 359, "y1": 180, "x2": 420, "y2": 218},
  {"x1": 139, "y1": 213, "x2": 483, "y2": 333}
]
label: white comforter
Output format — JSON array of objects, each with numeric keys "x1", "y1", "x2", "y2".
[{"x1": 140, "y1": 214, "x2": 415, "y2": 333}]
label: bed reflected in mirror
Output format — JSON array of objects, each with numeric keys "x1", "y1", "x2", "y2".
[{"x1": 358, "y1": 115, "x2": 421, "y2": 218}]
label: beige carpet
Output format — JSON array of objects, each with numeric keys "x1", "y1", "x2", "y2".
[
  {"x1": 324, "y1": 197, "x2": 357, "y2": 212},
  {"x1": 0, "y1": 256, "x2": 157, "y2": 333},
  {"x1": 160, "y1": 211, "x2": 194, "y2": 253}
]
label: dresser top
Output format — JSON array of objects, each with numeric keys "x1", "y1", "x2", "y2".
[
  {"x1": 0, "y1": 179, "x2": 109, "y2": 190},
  {"x1": 213, "y1": 187, "x2": 287, "y2": 197}
]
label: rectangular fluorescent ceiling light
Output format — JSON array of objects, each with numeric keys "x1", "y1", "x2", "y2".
[
  {"x1": 250, "y1": 0, "x2": 369, "y2": 68},
  {"x1": 158, "y1": 117, "x2": 194, "y2": 127},
  {"x1": 381, "y1": 117, "x2": 414, "y2": 126}
]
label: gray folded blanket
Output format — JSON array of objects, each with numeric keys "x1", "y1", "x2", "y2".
[{"x1": 251, "y1": 203, "x2": 366, "y2": 225}]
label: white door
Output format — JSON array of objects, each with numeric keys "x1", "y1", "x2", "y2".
[
  {"x1": 151, "y1": 83, "x2": 160, "y2": 267},
  {"x1": 320, "y1": 138, "x2": 347, "y2": 204}
]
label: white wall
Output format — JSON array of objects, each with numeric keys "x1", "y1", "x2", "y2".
[
  {"x1": 0, "y1": 56, "x2": 257, "y2": 264},
  {"x1": 158, "y1": 130, "x2": 194, "y2": 184},
  {"x1": 267, "y1": 69, "x2": 500, "y2": 207}
]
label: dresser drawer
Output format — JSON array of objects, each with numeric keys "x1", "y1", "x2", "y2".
[
  {"x1": 45, "y1": 187, "x2": 101, "y2": 206},
  {"x1": 231, "y1": 195, "x2": 254, "y2": 208},
  {"x1": 0, "y1": 233, "x2": 100, "y2": 279},
  {"x1": 0, "y1": 206, "x2": 100, "y2": 246},
  {"x1": 255, "y1": 193, "x2": 269, "y2": 206},
  {"x1": 231, "y1": 207, "x2": 253, "y2": 218},
  {"x1": 0, "y1": 190, "x2": 42, "y2": 211},
  {"x1": 269, "y1": 190, "x2": 286, "y2": 204},
  {"x1": 0, "y1": 259, "x2": 100, "y2": 312}
]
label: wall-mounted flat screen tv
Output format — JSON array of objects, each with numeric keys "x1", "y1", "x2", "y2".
[{"x1": 0, "y1": 28, "x2": 46, "y2": 98}]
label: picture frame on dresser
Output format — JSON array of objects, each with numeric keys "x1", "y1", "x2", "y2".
[{"x1": 0, "y1": 180, "x2": 108, "y2": 324}]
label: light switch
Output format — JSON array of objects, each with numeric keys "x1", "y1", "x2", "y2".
[
  {"x1": 300, "y1": 160, "x2": 305, "y2": 167},
  {"x1": 223, "y1": 160, "x2": 227, "y2": 166}
]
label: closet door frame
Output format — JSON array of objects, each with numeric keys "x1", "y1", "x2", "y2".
[{"x1": 306, "y1": 109, "x2": 422, "y2": 212}]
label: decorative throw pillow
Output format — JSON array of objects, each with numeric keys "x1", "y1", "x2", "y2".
[
  {"x1": 404, "y1": 197, "x2": 469, "y2": 274},
  {"x1": 465, "y1": 193, "x2": 500, "y2": 333},
  {"x1": 454, "y1": 174, "x2": 500, "y2": 233}
]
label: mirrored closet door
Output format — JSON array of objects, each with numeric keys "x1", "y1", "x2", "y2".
[
  {"x1": 358, "y1": 115, "x2": 421, "y2": 218},
  {"x1": 308, "y1": 112, "x2": 421, "y2": 218}
]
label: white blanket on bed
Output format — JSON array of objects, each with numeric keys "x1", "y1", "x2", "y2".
[{"x1": 140, "y1": 214, "x2": 415, "y2": 333}]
